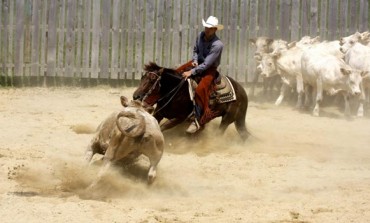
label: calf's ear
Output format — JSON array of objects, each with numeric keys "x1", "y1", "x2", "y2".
[
  {"x1": 266, "y1": 38, "x2": 274, "y2": 45},
  {"x1": 340, "y1": 68, "x2": 351, "y2": 76},
  {"x1": 249, "y1": 38, "x2": 256, "y2": 45},
  {"x1": 144, "y1": 105, "x2": 155, "y2": 114},
  {"x1": 313, "y1": 36, "x2": 321, "y2": 42},
  {"x1": 271, "y1": 51, "x2": 281, "y2": 58},
  {"x1": 120, "y1": 96, "x2": 129, "y2": 107},
  {"x1": 287, "y1": 41, "x2": 296, "y2": 49},
  {"x1": 361, "y1": 71, "x2": 369, "y2": 78}
]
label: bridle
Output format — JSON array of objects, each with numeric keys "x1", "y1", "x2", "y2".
[
  {"x1": 142, "y1": 69, "x2": 186, "y2": 115},
  {"x1": 142, "y1": 71, "x2": 162, "y2": 102}
]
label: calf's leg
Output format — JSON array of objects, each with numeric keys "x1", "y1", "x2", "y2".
[{"x1": 139, "y1": 135, "x2": 164, "y2": 184}]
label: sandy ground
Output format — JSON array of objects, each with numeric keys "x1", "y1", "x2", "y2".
[{"x1": 0, "y1": 86, "x2": 370, "y2": 223}]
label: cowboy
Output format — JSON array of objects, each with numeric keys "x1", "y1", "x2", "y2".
[{"x1": 181, "y1": 16, "x2": 224, "y2": 133}]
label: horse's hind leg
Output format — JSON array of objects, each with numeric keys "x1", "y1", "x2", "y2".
[
  {"x1": 235, "y1": 118, "x2": 249, "y2": 142},
  {"x1": 218, "y1": 116, "x2": 233, "y2": 135}
]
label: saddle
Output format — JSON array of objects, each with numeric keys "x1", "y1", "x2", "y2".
[{"x1": 188, "y1": 73, "x2": 236, "y2": 105}]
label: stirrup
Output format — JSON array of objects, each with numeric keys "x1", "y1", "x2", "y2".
[{"x1": 186, "y1": 119, "x2": 201, "y2": 134}]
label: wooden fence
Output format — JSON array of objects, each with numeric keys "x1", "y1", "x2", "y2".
[{"x1": 0, "y1": 0, "x2": 369, "y2": 87}]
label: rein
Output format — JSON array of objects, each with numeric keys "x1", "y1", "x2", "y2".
[
  {"x1": 142, "y1": 68, "x2": 187, "y2": 115},
  {"x1": 153, "y1": 78, "x2": 186, "y2": 115}
]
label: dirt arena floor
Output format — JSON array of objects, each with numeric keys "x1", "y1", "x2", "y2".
[{"x1": 0, "y1": 87, "x2": 369, "y2": 223}]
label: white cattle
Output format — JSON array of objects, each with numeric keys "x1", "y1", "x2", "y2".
[
  {"x1": 340, "y1": 42, "x2": 370, "y2": 116},
  {"x1": 256, "y1": 36, "x2": 320, "y2": 107},
  {"x1": 249, "y1": 37, "x2": 287, "y2": 99},
  {"x1": 339, "y1": 31, "x2": 370, "y2": 53},
  {"x1": 257, "y1": 44, "x2": 305, "y2": 107},
  {"x1": 85, "y1": 96, "x2": 164, "y2": 186},
  {"x1": 312, "y1": 40, "x2": 343, "y2": 58},
  {"x1": 301, "y1": 48, "x2": 364, "y2": 117}
]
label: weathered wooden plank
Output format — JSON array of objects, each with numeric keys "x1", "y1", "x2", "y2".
[
  {"x1": 268, "y1": 0, "x2": 278, "y2": 38},
  {"x1": 221, "y1": 0, "x2": 230, "y2": 74},
  {"x1": 40, "y1": 0, "x2": 48, "y2": 81},
  {"x1": 91, "y1": 0, "x2": 100, "y2": 79},
  {"x1": 100, "y1": 0, "x2": 110, "y2": 79},
  {"x1": 110, "y1": 0, "x2": 120, "y2": 79},
  {"x1": 1, "y1": 0, "x2": 10, "y2": 78},
  {"x1": 23, "y1": 0, "x2": 32, "y2": 66},
  {"x1": 339, "y1": 0, "x2": 349, "y2": 37},
  {"x1": 248, "y1": 0, "x2": 258, "y2": 82},
  {"x1": 180, "y1": 0, "x2": 190, "y2": 63},
  {"x1": 291, "y1": 0, "x2": 300, "y2": 41},
  {"x1": 46, "y1": 0, "x2": 57, "y2": 77},
  {"x1": 144, "y1": 0, "x2": 155, "y2": 64},
  {"x1": 162, "y1": 0, "x2": 172, "y2": 67},
  {"x1": 309, "y1": 0, "x2": 319, "y2": 37},
  {"x1": 198, "y1": 0, "x2": 205, "y2": 30},
  {"x1": 125, "y1": 0, "x2": 135, "y2": 79},
  {"x1": 320, "y1": 0, "x2": 328, "y2": 40},
  {"x1": 258, "y1": 0, "x2": 267, "y2": 36},
  {"x1": 228, "y1": 0, "x2": 237, "y2": 79},
  {"x1": 8, "y1": 0, "x2": 15, "y2": 79},
  {"x1": 188, "y1": 0, "x2": 199, "y2": 66},
  {"x1": 118, "y1": 0, "x2": 127, "y2": 79},
  {"x1": 14, "y1": 0, "x2": 24, "y2": 77},
  {"x1": 30, "y1": 0, "x2": 40, "y2": 77},
  {"x1": 65, "y1": 0, "x2": 76, "y2": 78},
  {"x1": 23, "y1": 8, "x2": 30, "y2": 81},
  {"x1": 0, "y1": 0, "x2": 3, "y2": 77},
  {"x1": 238, "y1": 0, "x2": 248, "y2": 83},
  {"x1": 82, "y1": 0, "x2": 91, "y2": 78},
  {"x1": 204, "y1": 0, "x2": 214, "y2": 18},
  {"x1": 280, "y1": 0, "x2": 291, "y2": 41},
  {"x1": 155, "y1": 0, "x2": 164, "y2": 65},
  {"x1": 300, "y1": 0, "x2": 310, "y2": 37},
  {"x1": 134, "y1": 0, "x2": 144, "y2": 79},
  {"x1": 359, "y1": 0, "x2": 368, "y2": 32},
  {"x1": 57, "y1": 0, "x2": 66, "y2": 77},
  {"x1": 74, "y1": 0, "x2": 83, "y2": 79},
  {"x1": 348, "y1": 0, "x2": 358, "y2": 34},
  {"x1": 327, "y1": 0, "x2": 338, "y2": 40},
  {"x1": 213, "y1": 0, "x2": 222, "y2": 42},
  {"x1": 171, "y1": 0, "x2": 181, "y2": 67},
  {"x1": 0, "y1": 0, "x2": 2, "y2": 59}
]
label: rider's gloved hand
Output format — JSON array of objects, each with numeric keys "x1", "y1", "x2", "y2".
[{"x1": 182, "y1": 70, "x2": 192, "y2": 80}]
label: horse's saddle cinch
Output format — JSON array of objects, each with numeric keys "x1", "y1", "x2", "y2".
[{"x1": 188, "y1": 74, "x2": 237, "y2": 104}]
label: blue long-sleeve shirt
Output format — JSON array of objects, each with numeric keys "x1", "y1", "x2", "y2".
[{"x1": 191, "y1": 31, "x2": 224, "y2": 76}]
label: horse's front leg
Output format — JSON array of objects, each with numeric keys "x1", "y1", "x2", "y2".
[{"x1": 160, "y1": 118, "x2": 185, "y2": 131}]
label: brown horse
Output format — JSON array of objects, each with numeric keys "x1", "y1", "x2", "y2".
[{"x1": 133, "y1": 62, "x2": 250, "y2": 141}]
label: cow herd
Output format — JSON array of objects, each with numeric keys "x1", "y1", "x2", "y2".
[{"x1": 250, "y1": 31, "x2": 370, "y2": 117}]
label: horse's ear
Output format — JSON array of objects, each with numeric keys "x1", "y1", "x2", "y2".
[
  {"x1": 144, "y1": 61, "x2": 161, "y2": 72},
  {"x1": 158, "y1": 68, "x2": 164, "y2": 74}
]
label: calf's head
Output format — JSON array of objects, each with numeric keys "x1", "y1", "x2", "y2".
[
  {"x1": 341, "y1": 68, "x2": 368, "y2": 95},
  {"x1": 257, "y1": 53, "x2": 278, "y2": 78},
  {"x1": 250, "y1": 37, "x2": 274, "y2": 60}
]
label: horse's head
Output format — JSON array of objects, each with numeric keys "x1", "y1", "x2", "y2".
[{"x1": 133, "y1": 62, "x2": 164, "y2": 106}]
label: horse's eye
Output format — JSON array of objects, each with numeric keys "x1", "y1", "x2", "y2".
[{"x1": 149, "y1": 74, "x2": 157, "y2": 80}]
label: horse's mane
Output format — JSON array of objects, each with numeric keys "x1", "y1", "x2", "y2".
[
  {"x1": 144, "y1": 62, "x2": 162, "y2": 72},
  {"x1": 144, "y1": 62, "x2": 179, "y2": 76}
]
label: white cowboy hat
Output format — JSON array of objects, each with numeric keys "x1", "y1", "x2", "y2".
[{"x1": 202, "y1": 16, "x2": 224, "y2": 31}]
